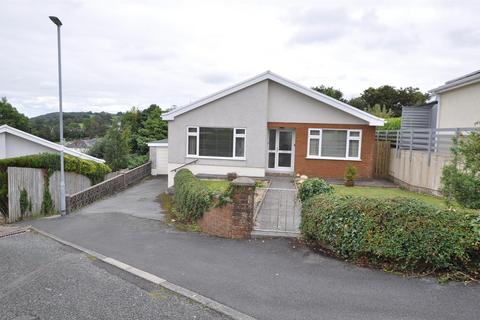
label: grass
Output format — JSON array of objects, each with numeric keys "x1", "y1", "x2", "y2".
[
  {"x1": 333, "y1": 185, "x2": 451, "y2": 208},
  {"x1": 201, "y1": 180, "x2": 231, "y2": 194}
]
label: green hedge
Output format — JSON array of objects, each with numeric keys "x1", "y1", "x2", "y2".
[
  {"x1": 301, "y1": 194, "x2": 480, "y2": 273},
  {"x1": 298, "y1": 178, "x2": 334, "y2": 203},
  {"x1": 173, "y1": 169, "x2": 213, "y2": 222},
  {"x1": 0, "y1": 153, "x2": 111, "y2": 184}
]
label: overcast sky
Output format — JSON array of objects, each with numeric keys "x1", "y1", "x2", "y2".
[{"x1": 1, "y1": 0, "x2": 479, "y2": 117}]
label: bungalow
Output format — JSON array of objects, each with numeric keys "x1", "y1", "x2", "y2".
[
  {"x1": 0, "y1": 124, "x2": 104, "y2": 163},
  {"x1": 151, "y1": 71, "x2": 383, "y2": 186}
]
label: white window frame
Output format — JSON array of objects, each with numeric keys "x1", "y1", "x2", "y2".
[
  {"x1": 186, "y1": 126, "x2": 246, "y2": 160},
  {"x1": 306, "y1": 128, "x2": 362, "y2": 161}
]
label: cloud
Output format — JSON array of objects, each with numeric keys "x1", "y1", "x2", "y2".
[
  {"x1": 1, "y1": 0, "x2": 479, "y2": 117},
  {"x1": 199, "y1": 72, "x2": 234, "y2": 85}
]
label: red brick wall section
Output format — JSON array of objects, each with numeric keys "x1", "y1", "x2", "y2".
[
  {"x1": 268, "y1": 122, "x2": 376, "y2": 179},
  {"x1": 198, "y1": 179, "x2": 255, "y2": 239}
]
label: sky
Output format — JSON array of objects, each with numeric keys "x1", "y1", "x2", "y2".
[{"x1": 1, "y1": 0, "x2": 479, "y2": 117}]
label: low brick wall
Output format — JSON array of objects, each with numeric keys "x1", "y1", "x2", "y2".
[
  {"x1": 66, "y1": 162, "x2": 151, "y2": 213},
  {"x1": 198, "y1": 177, "x2": 255, "y2": 239}
]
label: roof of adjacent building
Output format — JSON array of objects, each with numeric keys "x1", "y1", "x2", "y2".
[
  {"x1": 147, "y1": 138, "x2": 168, "y2": 146},
  {"x1": 0, "y1": 125, "x2": 105, "y2": 163},
  {"x1": 431, "y1": 69, "x2": 480, "y2": 94},
  {"x1": 162, "y1": 71, "x2": 384, "y2": 126}
]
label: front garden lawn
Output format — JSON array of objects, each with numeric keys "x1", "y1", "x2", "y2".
[
  {"x1": 201, "y1": 180, "x2": 231, "y2": 194},
  {"x1": 333, "y1": 185, "x2": 451, "y2": 208}
]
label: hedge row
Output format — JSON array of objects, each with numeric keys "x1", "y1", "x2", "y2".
[
  {"x1": 301, "y1": 194, "x2": 480, "y2": 273},
  {"x1": 0, "y1": 153, "x2": 111, "y2": 184},
  {"x1": 173, "y1": 169, "x2": 213, "y2": 222}
]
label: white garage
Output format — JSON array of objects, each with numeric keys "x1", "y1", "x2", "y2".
[{"x1": 148, "y1": 139, "x2": 168, "y2": 175}]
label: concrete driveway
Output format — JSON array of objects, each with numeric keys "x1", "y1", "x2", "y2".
[{"x1": 25, "y1": 177, "x2": 480, "y2": 320}]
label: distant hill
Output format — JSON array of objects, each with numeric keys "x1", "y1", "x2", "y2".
[{"x1": 30, "y1": 111, "x2": 114, "y2": 142}]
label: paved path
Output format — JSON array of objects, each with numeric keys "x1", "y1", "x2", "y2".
[
  {"x1": 254, "y1": 177, "x2": 300, "y2": 234},
  {"x1": 24, "y1": 177, "x2": 480, "y2": 320},
  {"x1": 0, "y1": 231, "x2": 228, "y2": 320}
]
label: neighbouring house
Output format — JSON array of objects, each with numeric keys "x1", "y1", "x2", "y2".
[
  {"x1": 65, "y1": 138, "x2": 97, "y2": 154},
  {"x1": 0, "y1": 124, "x2": 104, "y2": 163},
  {"x1": 150, "y1": 71, "x2": 384, "y2": 187},
  {"x1": 429, "y1": 70, "x2": 480, "y2": 129}
]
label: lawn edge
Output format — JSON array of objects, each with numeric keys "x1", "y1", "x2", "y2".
[{"x1": 30, "y1": 226, "x2": 257, "y2": 320}]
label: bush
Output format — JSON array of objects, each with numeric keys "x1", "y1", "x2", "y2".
[
  {"x1": 442, "y1": 126, "x2": 480, "y2": 209},
  {"x1": 0, "y1": 153, "x2": 111, "y2": 184},
  {"x1": 301, "y1": 194, "x2": 479, "y2": 273},
  {"x1": 127, "y1": 154, "x2": 149, "y2": 169},
  {"x1": 298, "y1": 178, "x2": 333, "y2": 203},
  {"x1": 377, "y1": 117, "x2": 401, "y2": 130},
  {"x1": 173, "y1": 169, "x2": 213, "y2": 222},
  {"x1": 344, "y1": 165, "x2": 358, "y2": 181}
]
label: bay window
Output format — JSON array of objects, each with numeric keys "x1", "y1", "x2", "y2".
[
  {"x1": 307, "y1": 128, "x2": 361, "y2": 160},
  {"x1": 187, "y1": 126, "x2": 246, "y2": 159}
]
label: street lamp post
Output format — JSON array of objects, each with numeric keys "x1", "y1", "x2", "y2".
[{"x1": 49, "y1": 16, "x2": 66, "y2": 216}]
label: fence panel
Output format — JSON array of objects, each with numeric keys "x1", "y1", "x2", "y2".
[{"x1": 374, "y1": 141, "x2": 390, "y2": 178}]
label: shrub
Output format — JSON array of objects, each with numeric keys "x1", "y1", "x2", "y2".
[
  {"x1": 298, "y1": 178, "x2": 333, "y2": 203},
  {"x1": 377, "y1": 117, "x2": 401, "y2": 130},
  {"x1": 344, "y1": 165, "x2": 358, "y2": 181},
  {"x1": 127, "y1": 154, "x2": 149, "y2": 169},
  {"x1": 442, "y1": 126, "x2": 480, "y2": 209},
  {"x1": 41, "y1": 187, "x2": 55, "y2": 215},
  {"x1": 0, "y1": 153, "x2": 111, "y2": 185},
  {"x1": 173, "y1": 169, "x2": 213, "y2": 222},
  {"x1": 301, "y1": 194, "x2": 479, "y2": 273},
  {"x1": 19, "y1": 188, "x2": 31, "y2": 217}
]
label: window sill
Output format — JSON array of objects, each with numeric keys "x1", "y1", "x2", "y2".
[
  {"x1": 186, "y1": 155, "x2": 246, "y2": 161},
  {"x1": 305, "y1": 156, "x2": 362, "y2": 161}
]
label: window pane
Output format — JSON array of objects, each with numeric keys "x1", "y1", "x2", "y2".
[
  {"x1": 199, "y1": 128, "x2": 233, "y2": 157},
  {"x1": 349, "y1": 131, "x2": 360, "y2": 137},
  {"x1": 268, "y1": 152, "x2": 275, "y2": 168},
  {"x1": 188, "y1": 127, "x2": 197, "y2": 133},
  {"x1": 235, "y1": 128, "x2": 245, "y2": 135},
  {"x1": 309, "y1": 138, "x2": 319, "y2": 156},
  {"x1": 348, "y1": 140, "x2": 359, "y2": 158},
  {"x1": 278, "y1": 153, "x2": 291, "y2": 167},
  {"x1": 268, "y1": 129, "x2": 276, "y2": 151},
  {"x1": 188, "y1": 136, "x2": 197, "y2": 155},
  {"x1": 310, "y1": 130, "x2": 320, "y2": 136},
  {"x1": 321, "y1": 130, "x2": 347, "y2": 157},
  {"x1": 235, "y1": 137, "x2": 245, "y2": 157},
  {"x1": 279, "y1": 131, "x2": 292, "y2": 151}
]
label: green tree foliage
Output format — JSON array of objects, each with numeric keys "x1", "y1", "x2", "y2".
[
  {"x1": 298, "y1": 178, "x2": 334, "y2": 202},
  {"x1": 352, "y1": 85, "x2": 430, "y2": 116},
  {"x1": 103, "y1": 120, "x2": 130, "y2": 171},
  {"x1": 31, "y1": 111, "x2": 112, "y2": 141},
  {"x1": 312, "y1": 85, "x2": 347, "y2": 102},
  {"x1": 365, "y1": 104, "x2": 394, "y2": 118},
  {"x1": 135, "y1": 106, "x2": 168, "y2": 154},
  {"x1": 442, "y1": 126, "x2": 480, "y2": 209},
  {"x1": 0, "y1": 97, "x2": 31, "y2": 132}
]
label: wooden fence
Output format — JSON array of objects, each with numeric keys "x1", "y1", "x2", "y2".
[
  {"x1": 374, "y1": 141, "x2": 390, "y2": 178},
  {"x1": 66, "y1": 162, "x2": 151, "y2": 213},
  {"x1": 6, "y1": 167, "x2": 92, "y2": 223}
]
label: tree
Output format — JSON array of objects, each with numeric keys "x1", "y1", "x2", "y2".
[
  {"x1": 103, "y1": 119, "x2": 130, "y2": 171},
  {"x1": 353, "y1": 85, "x2": 429, "y2": 116},
  {"x1": 0, "y1": 97, "x2": 31, "y2": 132},
  {"x1": 135, "y1": 106, "x2": 168, "y2": 154},
  {"x1": 312, "y1": 85, "x2": 347, "y2": 103}
]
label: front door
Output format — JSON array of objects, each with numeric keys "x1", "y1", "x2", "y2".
[{"x1": 267, "y1": 129, "x2": 295, "y2": 173}]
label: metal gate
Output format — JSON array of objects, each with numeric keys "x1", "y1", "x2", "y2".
[{"x1": 253, "y1": 187, "x2": 301, "y2": 237}]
